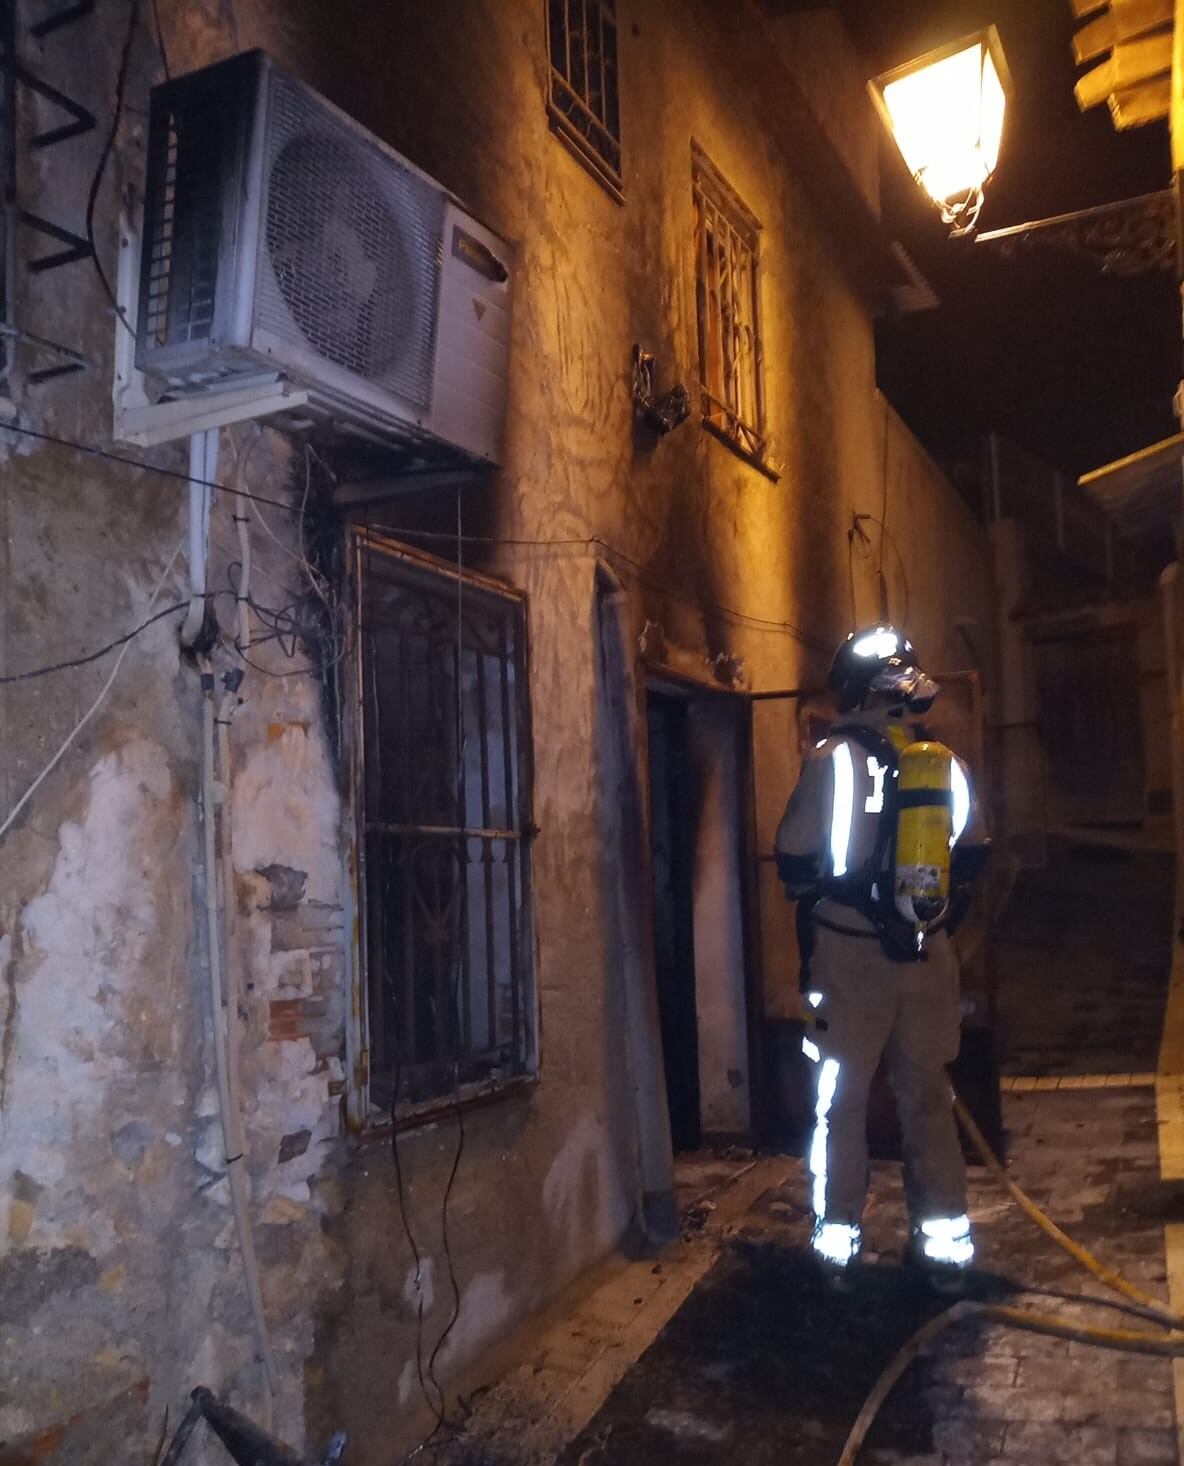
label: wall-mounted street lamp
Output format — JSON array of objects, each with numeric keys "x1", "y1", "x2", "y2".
[{"x1": 869, "y1": 27, "x2": 1013, "y2": 237}]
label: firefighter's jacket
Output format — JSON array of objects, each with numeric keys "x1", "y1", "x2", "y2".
[{"x1": 774, "y1": 713, "x2": 988, "y2": 939}]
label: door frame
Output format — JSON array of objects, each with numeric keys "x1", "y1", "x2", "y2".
[{"x1": 641, "y1": 662, "x2": 766, "y2": 1145}]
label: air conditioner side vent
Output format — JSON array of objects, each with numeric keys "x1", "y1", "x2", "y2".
[
  {"x1": 256, "y1": 70, "x2": 444, "y2": 408},
  {"x1": 139, "y1": 58, "x2": 246, "y2": 353}
]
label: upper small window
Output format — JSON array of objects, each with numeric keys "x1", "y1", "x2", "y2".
[
  {"x1": 548, "y1": 0, "x2": 622, "y2": 200},
  {"x1": 692, "y1": 146, "x2": 768, "y2": 467}
]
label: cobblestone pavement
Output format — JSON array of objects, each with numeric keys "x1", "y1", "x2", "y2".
[
  {"x1": 437, "y1": 840, "x2": 1179, "y2": 1465},
  {"x1": 551, "y1": 837, "x2": 1179, "y2": 1466},
  {"x1": 556, "y1": 1084, "x2": 1176, "y2": 1465}
]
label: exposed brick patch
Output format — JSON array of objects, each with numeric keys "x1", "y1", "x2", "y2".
[{"x1": 268, "y1": 996, "x2": 328, "y2": 1043}]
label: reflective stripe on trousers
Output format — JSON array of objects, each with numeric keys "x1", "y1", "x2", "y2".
[{"x1": 804, "y1": 925, "x2": 968, "y2": 1229}]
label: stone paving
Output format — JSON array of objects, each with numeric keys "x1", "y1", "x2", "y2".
[
  {"x1": 555, "y1": 1082, "x2": 1176, "y2": 1465},
  {"x1": 552, "y1": 834, "x2": 1180, "y2": 1466},
  {"x1": 436, "y1": 838, "x2": 1180, "y2": 1465}
]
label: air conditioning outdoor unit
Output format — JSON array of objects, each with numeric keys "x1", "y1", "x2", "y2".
[{"x1": 136, "y1": 51, "x2": 512, "y2": 465}]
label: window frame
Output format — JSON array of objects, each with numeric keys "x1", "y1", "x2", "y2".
[
  {"x1": 546, "y1": 0, "x2": 623, "y2": 203},
  {"x1": 692, "y1": 143, "x2": 772, "y2": 474},
  {"x1": 344, "y1": 528, "x2": 538, "y2": 1131}
]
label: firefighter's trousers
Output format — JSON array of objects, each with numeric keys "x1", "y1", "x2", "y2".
[{"x1": 807, "y1": 921, "x2": 967, "y2": 1228}]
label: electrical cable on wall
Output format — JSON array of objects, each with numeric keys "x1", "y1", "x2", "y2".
[
  {"x1": 358, "y1": 523, "x2": 835, "y2": 652},
  {"x1": 5, "y1": 424, "x2": 302, "y2": 514},
  {"x1": 377, "y1": 663, "x2": 442, "y2": 1434},
  {"x1": 0, "y1": 599, "x2": 191, "y2": 683},
  {"x1": 192, "y1": 431, "x2": 280, "y2": 1426},
  {"x1": 846, "y1": 515, "x2": 874, "y2": 633},
  {"x1": 422, "y1": 486, "x2": 470, "y2": 1439},
  {"x1": 388, "y1": 488, "x2": 470, "y2": 1459},
  {"x1": 854, "y1": 512, "x2": 911, "y2": 632},
  {"x1": 0, "y1": 539, "x2": 183, "y2": 842},
  {"x1": 84, "y1": 0, "x2": 140, "y2": 339},
  {"x1": 150, "y1": 0, "x2": 171, "y2": 82},
  {"x1": 8, "y1": 426, "x2": 837, "y2": 652}
]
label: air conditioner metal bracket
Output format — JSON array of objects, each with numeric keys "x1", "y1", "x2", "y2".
[{"x1": 113, "y1": 207, "x2": 309, "y2": 447}]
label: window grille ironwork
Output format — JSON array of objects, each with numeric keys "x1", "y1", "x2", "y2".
[
  {"x1": 693, "y1": 147, "x2": 766, "y2": 464},
  {"x1": 547, "y1": 0, "x2": 622, "y2": 199},
  {"x1": 357, "y1": 541, "x2": 535, "y2": 1111}
]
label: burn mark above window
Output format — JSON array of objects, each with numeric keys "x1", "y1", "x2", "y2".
[
  {"x1": 692, "y1": 145, "x2": 769, "y2": 471},
  {"x1": 548, "y1": 0, "x2": 622, "y2": 201}
]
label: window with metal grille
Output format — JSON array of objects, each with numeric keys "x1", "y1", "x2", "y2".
[
  {"x1": 693, "y1": 147, "x2": 767, "y2": 466},
  {"x1": 547, "y1": 0, "x2": 622, "y2": 200},
  {"x1": 356, "y1": 537, "x2": 536, "y2": 1112}
]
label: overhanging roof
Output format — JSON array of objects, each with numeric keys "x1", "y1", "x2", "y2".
[
  {"x1": 1072, "y1": 0, "x2": 1174, "y2": 130},
  {"x1": 1079, "y1": 431, "x2": 1184, "y2": 537}
]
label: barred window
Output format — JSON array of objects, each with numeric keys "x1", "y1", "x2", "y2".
[
  {"x1": 356, "y1": 538, "x2": 536, "y2": 1112},
  {"x1": 693, "y1": 147, "x2": 767, "y2": 466},
  {"x1": 548, "y1": 0, "x2": 622, "y2": 200}
]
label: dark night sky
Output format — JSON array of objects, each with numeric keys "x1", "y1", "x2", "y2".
[{"x1": 840, "y1": 0, "x2": 1179, "y2": 480}]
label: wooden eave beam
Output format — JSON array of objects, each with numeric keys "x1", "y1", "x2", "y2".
[
  {"x1": 1076, "y1": 29, "x2": 1174, "y2": 108},
  {"x1": 1074, "y1": 0, "x2": 1173, "y2": 61},
  {"x1": 1110, "y1": 74, "x2": 1171, "y2": 124}
]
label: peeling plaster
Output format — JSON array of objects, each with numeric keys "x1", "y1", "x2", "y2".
[
  {"x1": 0, "y1": 740, "x2": 187, "y2": 1255},
  {"x1": 231, "y1": 720, "x2": 340, "y2": 906}
]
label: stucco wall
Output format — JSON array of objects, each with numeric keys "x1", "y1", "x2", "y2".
[{"x1": 0, "y1": 2, "x2": 995, "y2": 1460}]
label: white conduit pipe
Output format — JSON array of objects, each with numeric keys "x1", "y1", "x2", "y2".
[
  {"x1": 215, "y1": 433, "x2": 260, "y2": 1364},
  {"x1": 233, "y1": 427, "x2": 261, "y2": 659},
  {"x1": 181, "y1": 429, "x2": 217, "y2": 648},
  {"x1": 200, "y1": 677, "x2": 278, "y2": 1420},
  {"x1": 189, "y1": 429, "x2": 278, "y2": 1421}
]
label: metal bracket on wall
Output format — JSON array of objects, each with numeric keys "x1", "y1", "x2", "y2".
[
  {"x1": 28, "y1": 0, "x2": 94, "y2": 40},
  {"x1": 975, "y1": 188, "x2": 1176, "y2": 277},
  {"x1": 0, "y1": 0, "x2": 98, "y2": 387},
  {"x1": 20, "y1": 208, "x2": 90, "y2": 272},
  {"x1": 13, "y1": 60, "x2": 95, "y2": 146},
  {"x1": 0, "y1": 320, "x2": 87, "y2": 384}
]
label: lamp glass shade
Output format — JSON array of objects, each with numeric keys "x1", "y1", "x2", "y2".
[{"x1": 875, "y1": 31, "x2": 1010, "y2": 211}]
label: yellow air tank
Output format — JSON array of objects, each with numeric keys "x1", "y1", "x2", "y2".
[{"x1": 894, "y1": 740, "x2": 954, "y2": 932}]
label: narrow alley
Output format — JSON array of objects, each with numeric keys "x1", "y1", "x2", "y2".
[
  {"x1": 6, "y1": 4, "x2": 1184, "y2": 1465},
  {"x1": 433, "y1": 836, "x2": 1181, "y2": 1466}
]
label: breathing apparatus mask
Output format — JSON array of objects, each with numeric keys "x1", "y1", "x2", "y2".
[{"x1": 867, "y1": 662, "x2": 940, "y2": 715}]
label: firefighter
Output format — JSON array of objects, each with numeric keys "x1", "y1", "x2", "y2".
[{"x1": 775, "y1": 625, "x2": 989, "y2": 1278}]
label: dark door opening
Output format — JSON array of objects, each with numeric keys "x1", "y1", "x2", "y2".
[
  {"x1": 1035, "y1": 625, "x2": 1145, "y2": 828},
  {"x1": 647, "y1": 693, "x2": 702, "y2": 1152},
  {"x1": 646, "y1": 682, "x2": 759, "y2": 1151}
]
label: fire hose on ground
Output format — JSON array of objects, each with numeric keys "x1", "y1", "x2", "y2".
[{"x1": 837, "y1": 1093, "x2": 1184, "y2": 1466}]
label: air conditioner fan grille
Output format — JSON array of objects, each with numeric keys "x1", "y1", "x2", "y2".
[{"x1": 258, "y1": 75, "x2": 443, "y2": 405}]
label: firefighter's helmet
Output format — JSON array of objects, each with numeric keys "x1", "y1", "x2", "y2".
[{"x1": 827, "y1": 625, "x2": 940, "y2": 714}]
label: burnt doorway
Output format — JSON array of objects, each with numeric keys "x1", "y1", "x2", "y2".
[
  {"x1": 647, "y1": 684, "x2": 758, "y2": 1153},
  {"x1": 648, "y1": 693, "x2": 701, "y2": 1150},
  {"x1": 1034, "y1": 624, "x2": 1144, "y2": 827}
]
